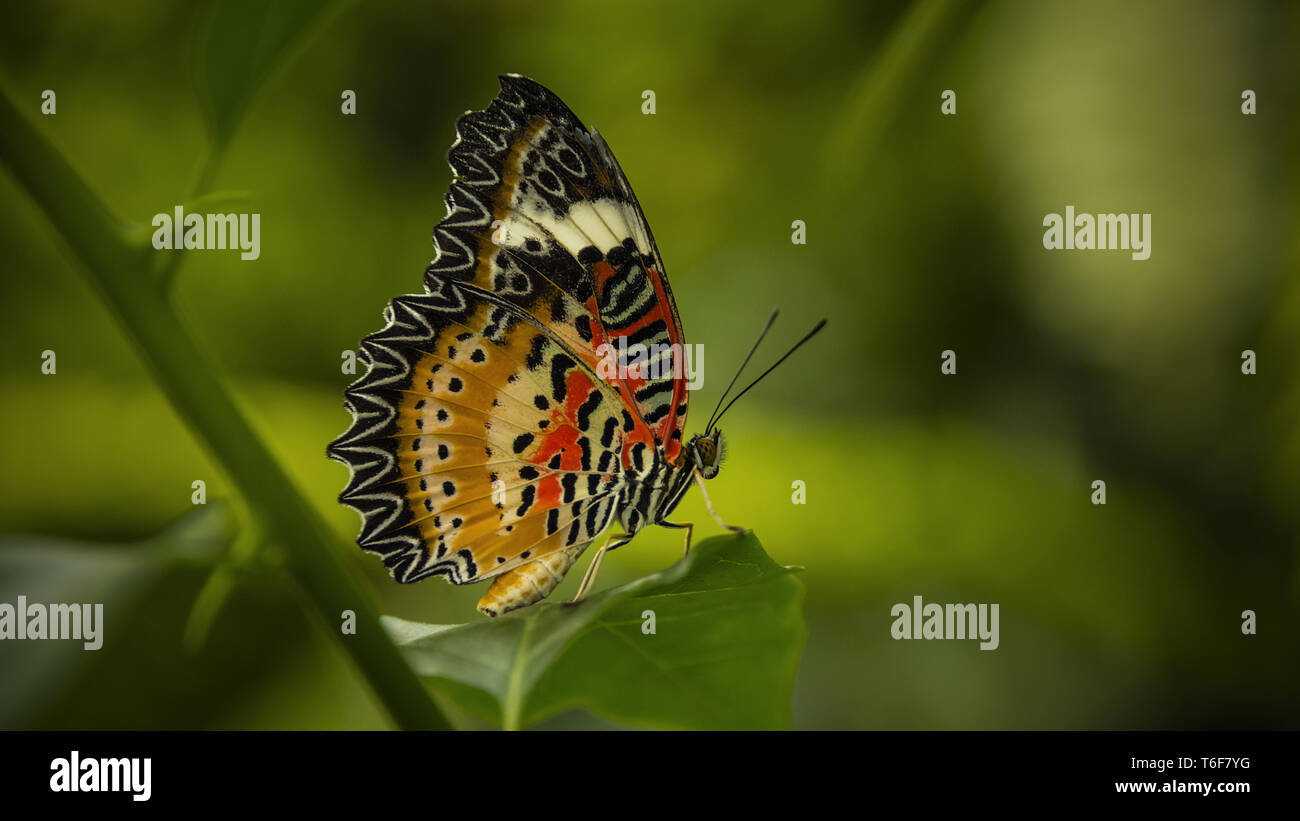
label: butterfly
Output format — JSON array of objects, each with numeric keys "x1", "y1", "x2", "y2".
[{"x1": 328, "y1": 75, "x2": 823, "y2": 617}]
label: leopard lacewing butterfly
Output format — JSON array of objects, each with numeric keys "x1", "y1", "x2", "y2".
[{"x1": 329, "y1": 75, "x2": 823, "y2": 616}]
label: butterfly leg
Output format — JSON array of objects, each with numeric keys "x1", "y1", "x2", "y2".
[
  {"x1": 568, "y1": 531, "x2": 631, "y2": 606},
  {"x1": 659, "y1": 519, "x2": 694, "y2": 556},
  {"x1": 694, "y1": 470, "x2": 745, "y2": 534}
]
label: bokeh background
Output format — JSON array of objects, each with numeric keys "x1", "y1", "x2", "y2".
[{"x1": 1, "y1": 0, "x2": 1297, "y2": 729}]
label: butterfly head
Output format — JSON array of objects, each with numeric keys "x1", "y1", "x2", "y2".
[{"x1": 687, "y1": 429, "x2": 726, "y2": 479}]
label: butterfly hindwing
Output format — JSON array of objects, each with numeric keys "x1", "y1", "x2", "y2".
[{"x1": 329, "y1": 282, "x2": 627, "y2": 587}]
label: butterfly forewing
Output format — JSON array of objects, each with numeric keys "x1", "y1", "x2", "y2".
[{"x1": 435, "y1": 74, "x2": 689, "y2": 461}]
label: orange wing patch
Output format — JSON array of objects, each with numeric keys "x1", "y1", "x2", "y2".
[{"x1": 382, "y1": 300, "x2": 628, "y2": 585}]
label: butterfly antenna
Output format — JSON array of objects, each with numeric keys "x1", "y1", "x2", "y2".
[
  {"x1": 709, "y1": 318, "x2": 827, "y2": 429},
  {"x1": 705, "y1": 309, "x2": 780, "y2": 434}
]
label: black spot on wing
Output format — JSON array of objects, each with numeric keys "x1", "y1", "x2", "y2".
[
  {"x1": 512, "y1": 433, "x2": 534, "y2": 454},
  {"x1": 516, "y1": 485, "x2": 536, "y2": 516},
  {"x1": 575, "y1": 314, "x2": 593, "y2": 343},
  {"x1": 526, "y1": 334, "x2": 547, "y2": 370},
  {"x1": 550, "y1": 353, "x2": 576, "y2": 401},
  {"x1": 576, "y1": 391, "x2": 602, "y2": 430},
  {"x1": 600, "y1": 417, "x2": 618, "y2": 448}
]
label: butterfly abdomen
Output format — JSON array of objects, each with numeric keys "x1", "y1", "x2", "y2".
[{"x1": 477, "y1": 543, "x2": 587, "y2": 617}]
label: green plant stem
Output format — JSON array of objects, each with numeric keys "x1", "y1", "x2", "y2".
[
  {"x1": 154, "y1": 147, "x2": 227, "y2": 291},
  {"x1": 0, "y1": 85, "x2": 451, "y2": 731}
]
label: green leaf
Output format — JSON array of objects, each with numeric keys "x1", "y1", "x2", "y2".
[
  {"x1": 384, "y1": 532, "x2": 806, "y2": 730},
  {"x1": 0, "y1": 505, "x2": 229, "y2": 726},
  {"x1": 195, "y1": 0, "x2": 343, "y2": 149}
]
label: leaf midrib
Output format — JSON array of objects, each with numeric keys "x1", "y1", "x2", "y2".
[{"x1": 502, "y1": 616, "x2": 537, "y2": 731}]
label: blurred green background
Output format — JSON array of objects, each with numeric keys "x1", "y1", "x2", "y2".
[{"x1": 1, "y1": 0, "x2": 1297, "y2": 729}]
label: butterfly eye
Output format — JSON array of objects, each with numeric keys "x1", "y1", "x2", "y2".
[{"x1": 696, "y1": 438, "x2": 716, "y2": 465}]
